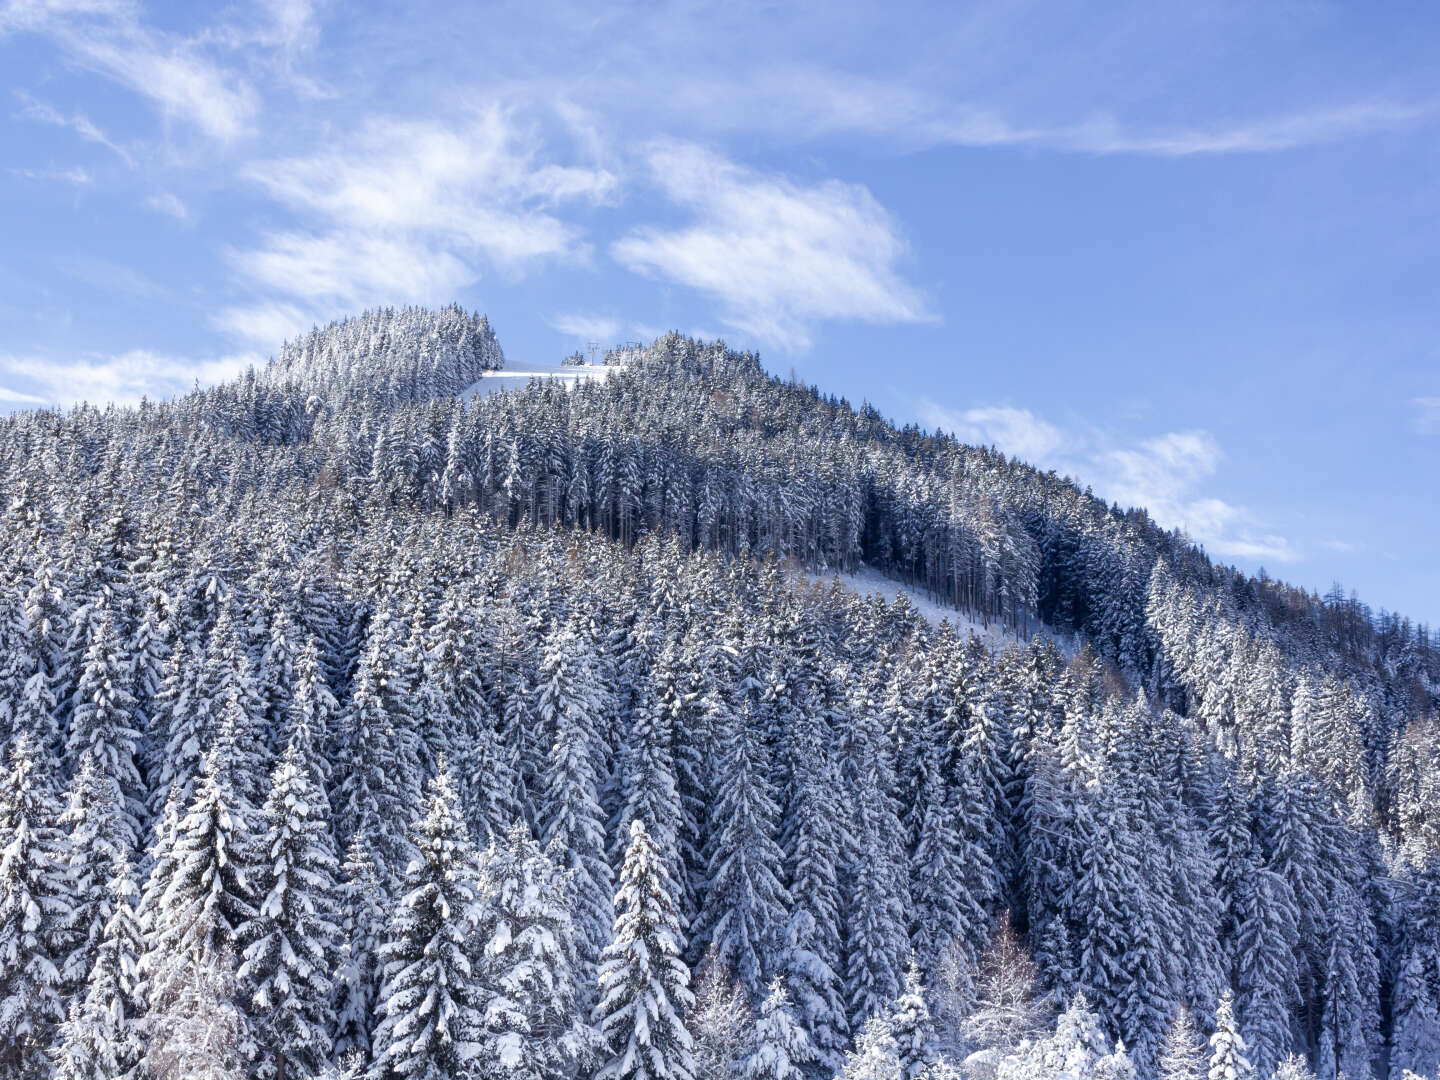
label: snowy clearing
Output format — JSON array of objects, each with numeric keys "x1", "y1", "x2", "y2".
[
  {"x1": 461, "y1": 361, "x2": 625, "y2": 400},
  {"x1": 808, "y1": 564, "x2": 1079, "y2": 654}
]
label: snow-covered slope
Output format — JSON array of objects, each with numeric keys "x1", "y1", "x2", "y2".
[{"x1": 461, "y1": 361, "x2": 624, "y2": 400}]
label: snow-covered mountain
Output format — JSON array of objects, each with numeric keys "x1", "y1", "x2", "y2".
[{"x1": 0, "y1": 307, "x2": 1434, "y2": 1080}]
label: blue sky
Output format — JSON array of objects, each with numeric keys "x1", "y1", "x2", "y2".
[{"x1": 2, "y1": 0, "x2": 1438, "y2": 624}]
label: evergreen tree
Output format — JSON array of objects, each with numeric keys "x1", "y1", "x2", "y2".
[
  {"x1": 472, "y1": 822, "x2": 597, "y2": 1080},
  {"x1": 1208, "y1": 992, "x2": 1254, "y2": 1080},
  {"x1": 890, "y1": 960, "x2": 939, "y2": 1080},
  {"x1": 1158, "y1": 1006, "x2": 1206, "y2": 1080},
  {"x1": 742, "y1": 978, "x2": 816, "y2": 1080},
  {"x1": 237, "y1": 740, "x2": 340, "y2": 1080},
  {"x1": 694, "y1": 694, "x2": 789, "y2": 1001},
  {"x1": 66, "y1": 608, "x2": 144, "y2": 848},
  {"x1": 369, "y1": 767, "x2": 485, "y2": 1080},
  {"x1": 331, "y1": 834, "x2": 387, "y2": 1062},
  {"x1": 0, "y1": 735, "x2": 72, "y2": 1076},
  {"x1": 595, "y1": 820, "x2": 696, "y2": 1080},
  {"x1": 50, "y1": 853, "x2": 144, "y2": 1080}
]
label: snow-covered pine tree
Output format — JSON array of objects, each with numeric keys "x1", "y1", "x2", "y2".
[
  {"x1": 0, "y1": 734, "x2": 73, "y2": 1076},
  {"x1": 842, "y1": 1014, "x2": 902, "y2": 1080},
  {"x1": 471, "y1": 821, "x2": 597, "y2": 1080},
  {"x1": 369, "y1": 766, "x2": 484, "y2": 1080},
  {"x1": 50, "y1": 852, "x2": 144, "y2": 1080},
  {"x1": 330, "y1": 833, "x2": 387, "y2": 1062},
  {"x1": 595, "y1": 819, "x2": 696, "y2": 1080},
  {"x1": 742, "y1": 977, "x2": 817, "y2": 1080},
  {"x1": 1207, "y1": 992, "x2": 1255, "y2": 1080},
  {"x1": 890, "y1": 960, "x2": 939, "y2": 1080},
  {"x1": 58, "y1": 751, "x2": 129, "y2": 990},
  {"x1": 237, "y1": 738, "x2": 340, "y2": 1080},
  {"x1": 689, "y1": 950, "x2": 754, "y2": 1080},
  {"x1": 693, "y1": 688, "x2": 789, "y2": 1001},
  {"x1": 1157, "y1": 1005, "x2": 1206, "y2": 1080},
  {"x1": 65, "y1": 608, "x2": 144, "y2": 849}
]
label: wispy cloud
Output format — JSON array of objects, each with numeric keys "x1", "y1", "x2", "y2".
[
  {"x1": 56, "y1": 254, "x2": 169, "y2": 299},
  {"x1": 8, "y1": 165, "x2": 93, "y2": 185},
  {"x1": 144, "y1": 191, "x2": 191, "y2": 222},
  {"x1": 919, "y1": 398, "x2": 1296, "y2": 563},
  {"x1": 219, "y1": 106, "x2": 616, "y2": 345},
  {"x1": 551, "y1": 313, "x2": 622, "y2": 342},
  {"x1": 13, "y1": 89, "x2": 133, "y2": 164},
  {"x1": 613, "y1": 141, "x2": 930, "y2": 352},
  {"x1": 0, "y1": 349, "x2": 259, "y2": 407},
  {"x1": 1415, "y1": 396, "x2": 1440, "y2": 433},
  {"x1": 2, "y1": 0, "x2": 259, "y2": 140}
]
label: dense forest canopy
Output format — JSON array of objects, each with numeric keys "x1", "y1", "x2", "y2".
[{"x1": 0, "y1": 307, "x2": 1435, "y2": 1080}]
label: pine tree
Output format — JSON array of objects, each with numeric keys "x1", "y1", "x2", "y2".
[
  {"x1": 694, "y1": 694, "x2": 789, "y2": 1001},
  {"x1": 1208, "y1": 992, "x2": 1254, "y2": 1080},
  {"x1": 51, "y1": 852, "x2": 144, "y2": 1080},
  {"x1": 890, "y1": 960, "x2": 939, "y2": 1080},
  {"x1": 689, "y1": 951, "x2": 754, "y2": 1080},
  {"x1": 66, "y1": 608, "x2": 144, "y2": 848},
  {"x1": 370, "y1": 767, "x2": 484, "y2": 1080},
  {"x1": 539, "y1": 631, "x2": 614, "y2": 978},
  {"x1": 331, "y1": 834, "x2": 387, "y2": 1061},
  {"x1": 237, "y1": 740, "x2": 340, "y2": 1080},
  {"x1": 1391, "y1": 935, "x2": 1440, "y2": 1080},
  {"x1": 1158, "y1": 1006, "x2": 1206, "y2": 1080},
  {"x1": 58, "y1": 751, "x2": 129, "y2": 990},
  {"x1": 595, "y1": 820, "x2": 696, "y2": 1080},
  {"x1": 842, "y1": 1014, "x2": 902, "y2": 1080},
  {"x1": 742, "y1": 978, "x2": 816, "y2": 1080},
  {"x1": 472, "y1": 822, "x2": 597, "y2": 1080},
  {"x1": 0, "y1": 734, "x2": 72, "y2": 1076}
]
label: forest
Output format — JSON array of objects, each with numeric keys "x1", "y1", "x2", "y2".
[{"x1": 0, "y1": 306, "x2": 1436, "y2": 1080}]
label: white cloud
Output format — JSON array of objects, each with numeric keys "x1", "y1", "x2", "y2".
[
  {"x1": 719, "y1": 70, "x2": 1436, "y2": 157},
  {"x1": 921, "y1": 404, "x2": 1067, "y2": 463},
  {"x1": 0, "y1": 384, "x2": 46, "y2": 405},
  {"x1": 0, "y1": 349, "x2": 259, "y2": 407},
  {"x1": 219, "y1": 107, "x2": 616, "y2": 345},
  {"x1": 13, "y1": 89, "x2": 133, "y2": 164},
  {"x1": 1415, "y1": 396, "x2": 1440, "y2": 433},
  {"x1": 613, "y1": 142, "x2": 929, "y2": 352},
  {"x1": 144, "y1": 191, "x2": 190, "y2": 221},
  {"x1": 55, "y1": 254, "x2": 168, "y2": 298},
  {"x1": 3, "y1": 0, "x2": 259, "y2": 140},
  {"x1": 8, "y1": 166, "x2": 93, "y2": 185},
  {"x1": 551, "y1": 313, "x2": 622, "y2": 342},
  {"x1": 919, "y1": 398, "x2": 1296, "y2": 563}
]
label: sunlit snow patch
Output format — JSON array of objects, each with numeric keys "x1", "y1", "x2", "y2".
[{"x1": 461, "y1": 361, "x2": 625, "y2": 401}]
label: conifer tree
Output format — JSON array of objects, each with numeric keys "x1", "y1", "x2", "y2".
[
  {"x1": 694, "y1": 694, "x2": 789, "y2": 1001},
  {"x1": 369, "y1": 767, "x2": 484, "y2": 1080},
  {"x1": 539, "y1": 629, "x2": 614, "y2": 976},
  {"x1": 238, "y1": 740, "x2": 340, "y2": 1080},
  {"x1": 472, "y1": 822, "x2": 597, "y2": 1080},
  {"x1": 742, "y1": 978, "x2": 817, "y2": 1080},
  {"x1": 58, "y1": 751, "x2": 129, "y2": 989},
  {"x1": 331, "y1": 834, "x2": 386, "y2": 1061},
  {"x1": 1158, "y1": 1005, "x2": 1206, "y2": 1080},
  {"x1": 0, "y1": 734, "x2": 72, "y2": 1076},
  {"x1": 51, "y1": 852, "x2": 144, "y2": 1080},
  {"x1": 890, "y1": 960, "x2": 939, "y2": 1080},
  {"x1": 66, "y1": 608, "x2": 144, "y2": 848},
  {"x1": 1208, "y1": 992, "x2": 1254, "y2": 1080},
  {"x1": 595, "y1": 820, "x2": 696, "y2": 1080}
]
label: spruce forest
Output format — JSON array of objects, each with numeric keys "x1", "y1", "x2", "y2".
[{"x1": 0, "y1": 306, "x2": 1437, "y2": 1080}]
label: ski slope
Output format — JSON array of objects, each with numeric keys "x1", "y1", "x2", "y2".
[{"x1": 461, "y1": 361, "x2": 625, "y2": 400}]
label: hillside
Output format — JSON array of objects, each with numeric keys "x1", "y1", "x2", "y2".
[{"x1": 0, "y1": 307, "x2": 1435, "y2": 1080}]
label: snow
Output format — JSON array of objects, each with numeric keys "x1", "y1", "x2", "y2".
[
  {"x1": 806, "y1": 565, "x2": 1078, "y2": 655},
  {"x1": 461, "y1": 361, "x2": 626, "y2": 401}
]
